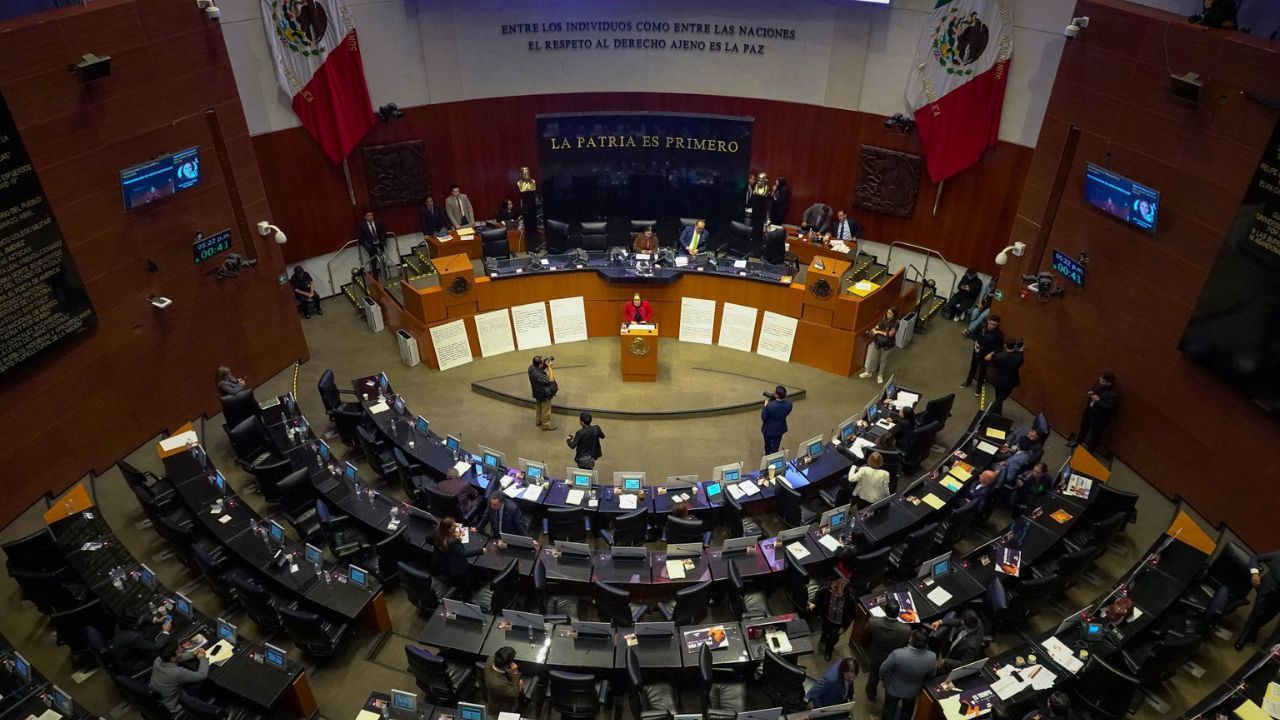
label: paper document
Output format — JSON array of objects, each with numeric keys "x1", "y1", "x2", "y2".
[
  {"x1": 503, "y1": 484, "x2": 522, "y2": 498},
  {"x1": 356, "y1": 712, "x2": 382, "y2": 720},
  {"x1": 785, "y1": 542, "x2": 810, "y2": 560},
  {"x1": 1042, "y1": 636, "x2": 1084, "y2": 673},
  {"x1": 869, "y1": 605, "x2": 887, "y2": 618},
  {"x1": 1029, "y1": 666, "x2": 1057, "y2": 691},
  {"x1": 921, "y1": 494, "x2": 945, "y2": 510},
  {"x1": 975, "y1": 440, "x2": 1000, "y2": 454},
  {"x1": 206, "y1": 641, "x2": 235, "y2": 665},
  {"x1": 367, "y1": 400, "x2": 390, "y2": 414},
  {"x1": 985, "y1": 428, "x2": 1006, "y2": 440},
  {"x1": 618, "y1": 494, "x2": 638, "y2": 510},
  {"x1": 733, "y1": 259, "x2": 748, "y2": 269},
  {"x1": 1236, "y1": 700, "x2": 1270, "y2": 720},
  {"x1": 726, "y1": 483, "x2": 746, "y2": 501},
  {"x1": 565, "y1": 489, "x2": 585, "y2": 506},
  {"x1": 1263, "y1": 683, "x2": 1280, "y2": 719},
  {"x1": 521, "y1": 484, "x2": 544, "y2": 501},
  {"x1": 990, "y1": 674, "x2": 1025, "y2": 700},
  {"x1": 34, "y1": 710, "x2": 61, "y2": 720},
  {"x1": 817, "y1": 534, "x2": 842, "y2": 552},
  {"x1": 937, "y1": 696, "x2": 965, "y2": 720},
  {"x1": 850, "y1": 437, "x2": 876, "y2": 459},
  {"x1": 452, "y1": 460, "x2": 471, "y2": 477},
  {"x1": 457, "y1": 227, "x2": 475, "y2": 238},
  {"x1": 665, "y1": 559, "x2": 686, "y2": 580},
  {"x1": 159, "y1": 430, "x2": 198, "y2": 453},
  {"x1": 737, "y1": 480, "x2": 761, "y2": 497},
  {"x1": 926, "y1": 585, "x2": 954, "y2": 606},
  {"x1": 941, "y1": 477, "x2": 963, "y2": 493},
  {"x1": 498, "y1": 713, "x2": 521, "y2": 720},
  {"x1": 951, "y1": 464, "x2": 973, "y2": 481}
]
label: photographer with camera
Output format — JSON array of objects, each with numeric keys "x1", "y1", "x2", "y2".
[
  {"x1": 528, "y1": 355, "x2": 558, "y2": 431},
  {"x1": 985, "y1": 338, "x2": 1025, "y2": 415},
  {"x1": 761, "y1": 385, "x2": 793, "y2": 454}
]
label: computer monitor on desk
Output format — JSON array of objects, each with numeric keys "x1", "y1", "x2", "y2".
[
  {"x1": 919, "y1": 552, "x2": 952, "y2": 579},
  {"x1": 138, "y1": 564, "x2": 156, "y2": 588},
  {"x1": 774, "y1": 526, "x2": 809, "y2": 545},
  {"x1": 457, "y1": 702, "x2": 485, "y2": 720},
  {"x1": 567, "y1": 467, "x2": 596, "y2": 487},
  {"x1": 518, "y1": 458, "x2": 547, "y2": 482},
  {"x1": 610, "y1": 546, "x2": 648, "y2": 562},
  {"x1": 556, "y1": 540, "x2": 592, "y2": 558},
  {"x1": 713, "y1": 463, "x2": 742, "y2": 484},
  {"x1": 8, "y1": 652, "x2": 30, "y2": 683},
  {"x1": 736, "y1": 708, "x2": 783, "y2": 720},
  {"x1": 721, "y1": 535, "x2": 759, "y2": 554},
  {"x1": 572, "y1": 620, "x2": 613, "y2": 638},
  {"x1": 315, "y1": 441, "x2": 330, "y2": 464},
  {"x1": 821, "y1": 506, "x2": 850, "y2": 535},
  {"x1": 797, "y1": 436, "x2": 824, "y2": 461},
  {"x1": 390, "y1": 690, "x2": 417, "y2": 714},
  {"x1": 263, "y1": 643, "x2": 287, "y2": 670},
  {"x1": 701, "y1": 479, "x2": 722, "y2": 502},
  {"x1": 862, "y1": 496, "x2": 892, "y2": 518},
  {"x1": 666, "y1": 542, "x2": 702, "y2": 558},
  {"x1": 614, "y1": 471, "x2": 645, "y2": 492},
  {"x1": 344, "y1": 462, "x2": 359, "y2": 481},
  {"x1": 805, "y1": 702, "x2": 856, "y2": 720},
  {"x1": 502, "y1": 609, "x2": 546, "y2": 632},
  {"x1": 634, "y1": 621, "x2": 675, "y2": 637},
  {"x1": 946, "y1": 658, "x2": 988, "y2": 684},
  {"x1": 442, "y1": 599, "x2": 485, "y2": 622},
  {"x1": 268, "y1": 521, "x2": 286, "y2": 545},
  {"x1": 50, "y1": 686, "x2": 73, "y2": 716},
  {"x1": 216, "y1": 619, "x2": 237, "y2": 645},
  {"x1": 478, "y1": 445, "x2": 505, "y2": 470},
  {"x1": 836, "y1": 416, "x2": 857, "y2": 444},
  {"x1": 759, "y1": 451, "x2": 788, "y2": 473},
  {"x1": 414, "y1": 415, "x2": 429, "y2": 434},
  {"x1": 173, "y1": 592, "x2": 193, "y2": 619},
  {"x1": 446, "y1": 435, "x2": 461, "y2": 453},
  {"x1": 501, "y1": 533, "x2": 536, "y2": 550}
]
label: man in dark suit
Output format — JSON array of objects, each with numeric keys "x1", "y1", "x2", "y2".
[
  {"x1": 356, "y1": 210, "x2": 387, "y2": 278},
  {"x1": 679, "y1": 219, "x2": 708, "y2": 254},
  {"x1": 419, "y1": 196, "x2": 448, "y2": 236},
  {"x1": 831, "y1": 209, "x2": 862, "y2": 243},
  {"x1": 566, "y1": 412, "x2": 605, "y2": 470},
  {"x1": 961, "y1": 315, "x2": 1003, "y2": 394},
  {"x1": 931, "y1": 609, "x2": 986, "y2": 672},
  {"x1": 1068, "y1": 372, "x2": 1119, "y2": 451},
  {"x1": 985, "y1": 338, "x2": 1025, "y2": 415},
  {"x1": 1236, "y1": 549, "x2": 1280, "y2": 649},
  {"x1": 801, "y1": 203, "x2": 834, "y2": 234},
  {"x1": 478, "y1": 495, "x2": 529, "y2": 538},
  {"x1": 861, "y1": 598, "x2": 911, "y2": 702},
  {"x1": 760, "y1": 385, "x2": 793, "y2": 454}
]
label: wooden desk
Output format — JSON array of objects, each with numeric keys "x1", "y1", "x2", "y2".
[
  {"x1": 788, "y1": 235, "x2": 856, "y2": 267},
  {"x1": 426, "y1": 227, "x2": 525, "y2": 259},
  {"x1": 620, "y1": 324, "x2": 659, "y2": 382}
]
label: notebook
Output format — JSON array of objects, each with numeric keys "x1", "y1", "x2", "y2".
[
  {"x1": 565, "y1": 489, "x2": 585, "y2": 506},
  {"x1": 665, "y1": 559, "x2": 686, "y2": 580},
  {"x1": 785, "y1": 542, "x2": 810, "y2": 560},
  {"x1": 619, "y1": 494, "x2": 638, "y2": 510}
]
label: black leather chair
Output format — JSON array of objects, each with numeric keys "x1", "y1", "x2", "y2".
[
  {"x1": 700, "y1": 643, "x2": 747, "y2": 714},
  {"x1": 279, "y1": 606, "x2": 349, "y2": 660},
  {"x1": 356, "y1": 425, "x2": 397, "y2": 478},
  {"x1": 888, "y1": 522, "x2": 940, "y2": 579},
  {"x1": 593, "y1": 579, "x2": 646, "y2": 626},
  {"x1": 629, "y1": 220, "x2": 657, "y2": 234},
  {"x1": 277, "y1": 469, "x2": 321, "y2": 541},
  {"x1": 1181, "y1": 541, "x2": 1254, "y2": 622},
  {"x1": 727, "y1": 559, "x2": 770, "y2": 620},
  {"x1": 547, "y1": 670, "x2": 609, "y2": 720},
  {"x1": 545, "y1": 220, "x2": 571, "y2": 254},
  {"x1": 534, "y1": 558, "x2": 579, "y2": 619},
  {"x1": 116, "y1": 460, "x2": 177, "y2": 512},
  {"x1": 406, "y1": 646, "x2": 475, "y2": 704},
  {"x1": 399, "y1": 561, "x2": 449, "y2": 613},
  {"x1": 762, "y1": 226, "x2": 786, "y2": 264},
  {"x1": 1087, "y1": 484, "x2": 1140, "y2": 526},
  {"x1": 579, "y1": 221, "x2": 609, "y2": 252},
  {"x1": 229, "y1": 575, "x2": 285, "y2": 632},
  {"x1": 933, "y1": 498, "x2": 981, "y2": 549},
  {"x1": 1071, "y1": 656, "x2": 1142, "y2": 720},
  {"x1": 543, "y1": 506, "x2": 591, "y2": 543},
  {"x1": 920, "y1": 393, "x2": 955, "y2": 428},
  {"x1": 600, "y1": 508, "x2": 649, "y2": 546},
  {"x1": 782, "y1": 553, "x2": 816, "y2": 612},
  {"x1": 123, "y1": 470, "x2": 180, "y2": 523},
  {"x1": 10, "y1": 569, "x2": 86, "y2": 614},
  {"x1": 220, "y1": 388, "x2": 259, "y2": 428},
  {"x1": 224, "y1": 416, "x2": 276, "y2": 468},
  {"x1": 663, "y1": 515, "x2": 711, "y2": 545},
  {"x1": 317, "y1": 369, "x2": 364, "y2": 447},
  {"x1": 1000, "y1": 572, "x2": 1061, "y2": 629},
  {"x1": 50, "y1": 597, "x2": 110, "y2": 664},
  {"x1": 470, "y1": 559, "x2": 520, "y2": 614},
  {"x1": 2, "y1": 528, "x2": 66, "y2": 574},
  {"x1": 424, "y1": 485, "x2": 481, "y2": 525},
  {"x1": 114, "y1": 674, "x2": 172, "y2": 720},
  {"x1": 775, "y1": 481, "x2": 816, "y2": 528},
  {"x1": 247, "y1": 455, "x2": 293, "y2": 504},
  {"x1": 1122, "y1": 632, "x2": 1204, "y2": 685},
  {"x1": 901, "y1": 420, "x2": 943, "y2": 470},
  {"x1": 760, "y1": 649, "x2": 808, "y2": 712},
  {"x1": 393, "y1": 447, "x2": 431, "y2": 503},
  {"x1": 627, "y1": 646, "x2": 676, "y2": 719},
  {"x1": 371, "y1": 525, "x2": 411, "y2": 586},
  {"x1": 193, "y1": 545, "x2": 244, "y2": 610},
  {"x1": 316, "y1": 499, "x2": 373, "y2": 560},
  {"x1": 658, "y1": 579, "x2": 711, "y2": 625},
  {"x1": 179, "y1": 692, "x2": 259, "y2": 720},
  {"x1": 843, "y1": 546, "x2": 892, "y2": 595},
  {"x1": 721, "y1": 492, "x2": 765, "y2": 538},
  {"x1": 480, "y1": 226, "x2": 511, "y2": 260},
  {"x1": 153, "y1": 513, "x2": 203, "y2": 571},
  {"x1": 1032, "y1": 543, "x2": 1098, "y2": 591},
  {"x1": 1065, "y1": 511, "x2": 1129, "y2": 554},
  {"x1": 724, "y1": 221, "x2": 752, "y2": 258}
]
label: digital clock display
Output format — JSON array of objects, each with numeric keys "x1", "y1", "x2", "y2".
[
  {"x1": 194, "y1": 229, "x2": 232, "y2": 264},
  {"x1": 1051, "y1": 249, "x2": 1085, "y2": 286}
]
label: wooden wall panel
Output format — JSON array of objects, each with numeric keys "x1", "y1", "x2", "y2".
[
  {"x1": 253, "y1": 93, "x2": 1032, "y2": 273},
  {"x1": 993, "y1": 0, "x2": 1280, "y2": 549},
  {"x1": 0, "y1": 0, "x2": 308, "y2": 528}
]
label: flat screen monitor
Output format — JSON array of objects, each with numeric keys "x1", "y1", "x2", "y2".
[
  {"x1": 633, "y1": 621, "x2": 675, "y2": 637},
  {"x1": 138, "y1": 564, "x2": 156, "y2": 588},
  {"x1": 263, "y1": 643, "x2": 287, "y2": 670},
  {"x1": 268, "y1": 520, "x2": 286, "y2": 544},
  {"x1": 442, "y1": 599, "x2": 485, "y2": 622},
  {"x1": 614, "y1": 471, "x2": 645, "y2": 491},
  {"x1": 736, "y1": 708, "x2": 784, "y2": 720},
  {"x1": 567, "y1": 467, "x2": 596, "y2": 486},
  {"x1": 216, "y1": 619, "x2": 236, "y2": 644},
  {"x1": 304, "y1": 543, "x2": 323, "y2": 565},
  {"x1": 702, "y1": 480, "x2": 722, "y2": 499},
  {"x1": 759, "y1": 451, "x2": 787, "y2": 472},
  {"x1": 212, "y1": 471, "x2": 226, "y2": 491},
  {"x1": 864, "y1": 399, "x2": 881, "y2": 423},
  {"x1": 919, "y1": 551, "x2": 952, "y2": 579},
  {"x1": 173, "y1": 592, "x2": 193, "y2": 619},
  {"x1": 502, "y1": 609, "x2": 546, "y2": 632},
  {"x1": 805, "y1": 702, "x2": 856, "y2": 720},
  {"x1": 821, "y1": 505, "x2": 849, "y2": 533},
  {"x1": 51, "y1": 686, "x2": 73, "y2": 715},
  {"x1": 675, "y1": 715, "x2": 703, "y2": 720},
  {"x1": 946, "y1": 657, "x2": 988, "y2": 684},
  {"x1": 344, "y1": 462, "x2": 358, "y2": 480},
  {"x1": 379, "y1": 373, "x2": 390, "y2": 393},
  {"x1": 837, "y1": 416, "x2": 857, "y2": 441},
  {"x1": 1084, "y1": 162, "x2": 1159, "y2": 233},
  {"x1": 571, "y1": 620, "x2": 613, "y2": 637},
  {"x1": 348, "y1": 565, "x2": 369, "y2": 588},
  {"x1": 391, "y1": 690, "x2": 417, "y2": 713},
  {"x1": 458, "y1": 703, "x2": 485, "y2": 720},
  {"x1": 721, "y1": 535, "x2": 759, "y2": 554},
  {"x1": 862, "y1": 496, "x2": 892, "y2": 516},
  {"x1": 446, "y1": 435, "x2": 461, "y2": 452},
  {"x1": 775, "y1": 526, "x2": 809, "y2": 544},
  {"x1": 500, "y1": 532, "x2": 536, "y2": 550},
  {"x1": 713, "y1": 463, "x2": 742, "y2": 484},
  {"x1": 555, "y1": 540, "x2": 592, "y2": 558},
  {"x1": 1051, "y1": 248, "x2": 1085, "y2": 286},
  {"x1": 798, "y1": 435, "x2": 824, "y2": 459},
  {"x1": 120, "y1": 146, "x2": 200, "y2": 210},
  {"x1": 9, "y1": 652, "x2": 30, "y2": 682},
  {"x1": 477, "y1": 445, "x2": 505, "y2": 470},
  {"x1": 518, "y1": 458, "x2": 546, "y2": 480},
  {"x1": 393, "y1": 395, "x2": 405, "y2": 416},
  {"x1": 414, "y1": 415, "x2": 429, "y2": 434},
  {"x1": 317, "y1": 441, "x2": 330, "y2": 462},
  {"x1": 883, "y1": 379, "x2": 897, "y2": 402},
  {"x1": 665, "y1": 542, "x2": 702, "y2": 558},
  {"x1": 610, "y1": 546, "x2": 648, "y2": 561}
]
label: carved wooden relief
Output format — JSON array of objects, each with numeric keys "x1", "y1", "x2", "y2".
[
  {"x1": 362, "y1": 140, "x2": 429, "y2": 209},
  {"x1": 853, "y1": 146, "x2": 923, "y2": 218}
]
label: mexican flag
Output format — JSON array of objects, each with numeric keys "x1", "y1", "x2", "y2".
[
  {"x1": 260, "y1": 0, "x2": 376, "y2": 164},
  {"x1": 907, "y1": 0, "x2": 1013, "y2": 183}
]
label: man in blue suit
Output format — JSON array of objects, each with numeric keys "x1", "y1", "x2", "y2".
[
  {"x1": 761, "y1": 385, "x2": 792, "y2": 454},
  {"x1": 478, "y1": 494, "x2": 529, "y2": 538},
  {"x1": 806, "y1": 657, "x2": 858, "y2": 708},
  {"x1": 679, "y1": 219, "x2": 708, "y2": 254}
]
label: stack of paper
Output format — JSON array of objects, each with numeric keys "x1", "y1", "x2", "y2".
[
  {"x1": 666, "y1": 559, "x2": 687, "y2": 580},
  {"x1": 921, "y1": 494, "x2": 946, "y2": 510},
  {"x1": 785, "y1": 543, "x2": 810, "y2": 560},
  {"x1": 737, "y1": 480, "x2": 761, "y2": 497},
  {"x1": 975, "y1": 440, "x2": 1000, "y2": 455},
  {"x1": 1029, "y1": 666, "x2": 1057, "y2": 691},
  {"x1": 951, "y1": 464, "x2": 973, "y2": 481},
  {"x1": 367, "y1": 400, "x2": 390, "y2": 414},
  {"x1": 726, "y1": 484, "x2": 746, "y2": 501},
  {"x1": 503, "y1": 484, "x2": 523, "y2": 498},
  {"x1": 618, "y1": 494, "x2": 638, "y2": 510},
  {"x1": 158, "y1": 430, "x2": 199, "y2": 453},
  {"x1": 1262, "y1": 682, "x2": 1280, "y2": 719},
  {"x1": 985, "y1": 428, "x2": 1006, "y2": 440},
  {"x1": 940, "y1": 477, "x2": 964, "y2": 493},
  {"x1": 521, "y1": 484, "x2": 544, "y2": 502},
  {"x1": 926, "y1": 585, "x2": 953, "y2": 606},
  {"x1": 566, "y1": 489, "x2": 585, "y2": 506},
  {"x1": 850, "y1": 437, "x2": 877, "y2": 459},
  {"x1": 990, "y1": 674, "x2": 1026, "y2": 700},
  {"x1": 1042, "y1": 636, "x2": 1084, "y2": 673},
  {"x1": 818, "y1": 534, "x2": 842, "y2": 552},
  {"x1": 1236, "y1": 700, "x2": 1269, "y2": 720},
  {"x1": 452, "y1": 460, "x2": 472, "y2": 477}
]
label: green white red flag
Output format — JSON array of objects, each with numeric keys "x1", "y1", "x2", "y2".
[{"x1": 907, "y1": 0, "x2": 1013, "y2": 183}]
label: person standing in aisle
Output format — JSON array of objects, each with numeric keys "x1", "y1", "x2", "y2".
[
  {"x1": 760, "y1": 385, "x2": 793, "y2": 454},
  {"x1": 528, "y1": 356, "x2": 558, "y2": 431},
  {"x1": 962, "y1": 315, "x2": 1004, "y2": 395}
]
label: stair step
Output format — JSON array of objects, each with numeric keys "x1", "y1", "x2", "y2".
[
  {"x1": 341, "y1": 283, "x2": 360, "y2": 308},
  {"x1": 921, "y1": 297, "x2": 945, "y2": 321}
]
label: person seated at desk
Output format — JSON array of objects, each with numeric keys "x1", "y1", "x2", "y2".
[
  {"x1": 632, "y1": 226, "x2": 660, "y2": 254},
  {"x1": 478, "y1": 495, "x2": 529, "y2": 538},
  {"x1": 419, "y1": 196, "x2": 449, "y2": 237},
  {"x1": 831, "y1": 209, "x2": 861, "y2": 243},
  {"x1": 929, "y1": 609, "x2": 986, "y2": 673},
  {"x1": 432, "y1": 517, "x2": 487, "y2": 593},
  {"x1": 151, "y1": 640, "x2": 208, "y2": 713},
  {"x1": 963, "y1": 470, "x2": 999, "y2": 514},
  {"x1": 1009, "y1": 462, "x2": 1050, "y2": 517},
  {"x1": 807, "y1": 657, "x2": 859, "y2": 708},
  {"x1": 996, "y1": 426, "x2": 1044, "y2": 462},
  {"x1": 623, "y1": 293, "x2": 653, "y2": 324},
  {"x1": 880, "y1": 627, "x2": 938, "y2": 720},
  {"x1": 495, "y1": 198, "x2": 520, "y2": 227},
  {"x1": 216, "y1": 366, "x2": 246, "y2": 396},
  {"x1": 889, "y1": 406, "x2": 921, "y2": 439},
  {"x1": 485, "y1": 646, "x2": 524, "y2": 713},
  {"x1": 1235, "y1": 547, "x2": 1280, "y2": 650},
  {"x1": 994, "y1": 436, "x2": 1038, "y2": 487},
  {"x1": 811, "y1": 576, "x2": 858, "y2": 660},
  {"x1": 679, "y1": 219, "x2": 708, "y2": 255},
  {"x1": 1021, "y1": 691, "x2": 1074, "y2": 720},
  {"x1": 435, "y1": 467, "x2": 479, "y2": 518},
  {"x1": 861, "y1": 598, "x2": 911, "y2": 703},
  {"x1": 848, "y1": 452, "x2": 890, "y2": 508},
  {"x1": 112, "y1": 611, "x2": 171, "y2": 675},
  {"x1": 671, "y1": 501, "x2": 691, "y2": 519}
]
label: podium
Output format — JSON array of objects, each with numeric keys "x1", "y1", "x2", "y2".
[
  {"x1": 801, "y1": 255, "x2": 851, "y2": 325},
  {"x1": 620, "y1": 324, "x2": 659, "y2": 382}
]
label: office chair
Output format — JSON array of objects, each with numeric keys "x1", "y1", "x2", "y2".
[
  {"x1": 762, "y1": 226, "x2": 786, "y2": 264},
  {"x1": 49, "y1": 597, "x2": 110, "y2": 665},
  {"x1": 774, "y1": 481, "x2": 817, "y2": 528},
  {"x1": 901, "y1": 420, "x2": 942, "y2": 471},
  {"x1": 219, "y1": 388, "x2": 260, "y2": 428},
  {"x1": 224, "y1": 415, "x2": 275, "y2": 467},
  {"x1": 1032, "y1": 543, "x2": 1098, "y2": 591},
  {"x1": 663, "y1": 515, "x2": 711, "y2": 545},
  {"x1": 424, "y1": 485, "x2": 481, "y2": 525},
  {"x1": 781, "y1": 552, "x2": 817, "y2": 612},
  {"x1": 579, "y1": 221, "x2": 609, "y2": 252},
  {"x1": 727, "y1": 558, "x2": 770, "y2": 620},
  {"x1": 179, "y1": 692, "x2": 257, "y2": 720},
  {"x1": 114, "y1": 674, "x2": 173, "y2": 720},
  {"x1": 356, "y1": 425, "x2": 397, "y2": 478},
  {"x1": 629, "y1": 219, "x2": 657, "y2": 234},
  {"x1": 877, "y1": 447, "x2": 905, "y2": 492},
  {"x1": 547, "y1": 670, "x2": 610, "y2": 720},
  {"x1": 1181, "y1": 541, "x2": 1254, "y2": 620},
  {"x1": 153, "y1": 513, "x2": 203, "y2": 571},
  {"x1": 1071, "y1": 656, "x2": 1142, "y2": 720},
  {"x1": 87, "y1": 626, "x2": 143, "y2": 681},
  {"x1": 723, "y1": 221, "x2": 752, "y2": 258},
  {"x1": 545, "y1": 220, "x2": 571, "y2": 254},
  {"x1": 368, "y1": 525, "x2": 411, "y2": 586},
  {"x1": 393, "y1": 447, "x2": 432, "y2": 503},
  {"x1": 543, "y1": 506, "x2": 591, "y2": 544},
  {"x1": 250, "y1": 456, "x2": 294, "y2": 505},
  {"x1": 700, "y1": 643, "x2": 747, "y2": 714},
  {"x1": 999, "y1": 572, "x2": 1061, "y2": 630},
  {"x1": 116, "y1": 460, "x2": 176, "y2": 508},
  {"x1": 278, "y1": 606, "x2": 349, "y2": 660},
  {"x1": 123, "y1": 473, "x2": 180, "y2": 524},
  {"x1": 480, "y1": 226, "x2": 511, "y2": 260},
  {"x1": 657, "y1": 579, "x2": 712, "y2": 625},
  {"x1": 192, "y1": 545, "x2": 245, "y2": 610},
  {"x1": 1122, "y1": 632, "x2": 1204, "y2": 685},
  {"x1": 405, "y1": 646, "x2": 476, "y2": 704},
  {"x1": 316, "y1": 499, "x2": 373, "y2": 560},
  {"x1": 1083, "y1": 484, "x2": 1139, "y2": 527},
  {"x1": 277, "y1": 469, "x2": 321, "y2": 541},
  {"x1": 888, "y1": 521, "x2": 940, "y2": 580},
  {"x1": 842, "y1": 546, "x2": 892, "y2": 594},
  {"x1": 2, "y1": 528, "x2": 66, "y2": 575},
  {"x1": 933, "y1": 498, "x2": 981, "y2": 549},
  {"x1": 760, "y1": 649, "x2": 808, "y2": 712},
  {"x1": 592, "y1": 579, "x2": 646, "y2": 626},
  {"x1": 473, "y1": 659, "x2": 542, "y2": 714},
  {"x1": 920, "y1": 394, "x2": 955, "y2": 428},
  {"x1": 399, "y1": 561, "x2": 449, "y2": 613},
  {"x1": 600, "y1": 508, "x2": 649, "y2": 546},
  {"x1": 470, "y1": 559, "x2": 520, "y2": 614},
  {"x1": 317, "y1": 369, "x2": 364, "y2": 447},
  {"x1": 679, "y1": 217, "x2": 701, "y2": 230},
  {"x1": 627, "y1": 646, "x2": 676, "y2": 719},
  {"x1": 721, "y1": 492, "x2": 765, "y2": 538},
  {"x1": 1065, "y1": 510, "x2": 1128, "y2": 554},
  {"x1": 229, "y1": 575, "x2": 285, "y2": 632},
  {"x1": 533, "y1": 557, "x2": 579, "y2": 619},
  {"x1": 10, "y1": 569, "x2": 87, "y2": 615}
]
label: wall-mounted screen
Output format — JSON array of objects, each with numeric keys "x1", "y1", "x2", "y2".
[
  {"x1": 1051, "y1": 249, "x2": 1084, "y2": 286},
  {"x1": 1083, "y1": 163, "x2": 1159, "y2": 233},
  {"x1": 121, "y1": 146, "x2": 200, "y2": 210}
]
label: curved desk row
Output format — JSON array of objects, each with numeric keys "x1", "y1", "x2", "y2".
[
  {"x1": 0, "y1": 629, "x2": 94, "y2": 720},
  {"x1": 1180, "y1": 643, "x2": 1280, "y2": 719},
  {"x1": 43, "y1": 490, "x2": 315, "y2": 716}
]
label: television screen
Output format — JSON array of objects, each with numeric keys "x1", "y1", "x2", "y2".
[
  {"x1": 1051, "y1": 249, "x2": 1085, "y2": 285},
  {"x1": 120, "y1": 146, "x2": 200, "y2": 210},
  {"x1": 1083, "y1": 163, "x2": 1159, "y2": 233}
]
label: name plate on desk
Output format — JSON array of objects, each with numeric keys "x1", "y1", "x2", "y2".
[{"x1": 624, "y1": 323, "x2": 656, "y2": 332}]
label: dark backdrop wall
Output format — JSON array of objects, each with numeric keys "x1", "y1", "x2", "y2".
[
  {"x1": 0, "y1": 0, "x2": 308, "y2": 527},
  {"x1": 253, "y1": 93, "x2": 1033, "y2": 272},
  {"x1": 996, "y1": 0, "x2": 1280, "y2": 548}
]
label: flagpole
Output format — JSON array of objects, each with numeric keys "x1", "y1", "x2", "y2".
[
  {"x1": 342, "y1": 159, "x2": 356, "y2": 205},
  {"x1": 933, "y1": 180, "x2": 944, "y2": 216}
]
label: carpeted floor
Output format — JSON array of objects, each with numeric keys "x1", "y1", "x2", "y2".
[{"x1": 0, "y1": 301, "x2": 1260, "y2": 720}]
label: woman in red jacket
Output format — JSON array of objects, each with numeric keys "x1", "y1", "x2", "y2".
[{"x1": 623, "y1": 293, "x2": 653, "y2": 324}]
